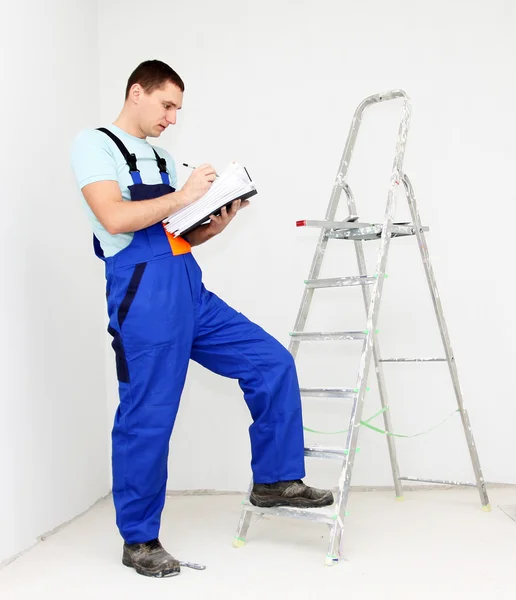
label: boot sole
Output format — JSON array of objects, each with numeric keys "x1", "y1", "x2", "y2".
[
  {"x1": 249, "y1": 492, "x2": 334, "y2": 509},
  {"x1": 122, "y1": 558, "x2": 181, "y2": 578}
]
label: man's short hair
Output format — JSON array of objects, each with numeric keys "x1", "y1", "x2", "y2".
[{"x1": 125, "y1": 60, "x2": 185, "y2": 99}]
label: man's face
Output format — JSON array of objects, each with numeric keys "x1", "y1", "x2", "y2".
[{"x1": 136, "y1": 81, "x2": 183, "y2": 138}]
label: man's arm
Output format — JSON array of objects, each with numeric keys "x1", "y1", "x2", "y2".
[
  {"x1": 82, "y1": 181, "x2": 183, "y2": 235},
  {"x1": 81, "y1": 165, "x2": 216, "y2": 235}
]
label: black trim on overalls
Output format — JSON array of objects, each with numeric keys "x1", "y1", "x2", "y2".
[
  {"x1": 118, "y1": 263, "x2": 147, "y2": 330},
  {"x1": 107, "y1": 261, "x2": 147, "y2": 383},
  {"x1": 107, "y1": 325, "x2": 130, "y2": 384}
]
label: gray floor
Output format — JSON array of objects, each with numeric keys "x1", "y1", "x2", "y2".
[{"x1": 1, "y1": 488, "x2": 516, "y2": 599}]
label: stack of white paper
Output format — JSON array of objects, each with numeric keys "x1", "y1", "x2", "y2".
[{"x1": 163, "y1": 161, "x2": 256, "y2": 237}]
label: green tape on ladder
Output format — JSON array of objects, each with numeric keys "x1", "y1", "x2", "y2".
[
  {"x1": 304, "y1": 408, "x2": 460, "y2": 438},
  {"x1": 303, "y1": 407, "x2": 388, "y2": 435}
]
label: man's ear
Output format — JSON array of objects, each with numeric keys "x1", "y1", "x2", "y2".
[{"x1": 128, "y1": 83, "x2": 142, "y2": 104}]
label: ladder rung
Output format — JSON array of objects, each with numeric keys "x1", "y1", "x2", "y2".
[
  {"x1": 240, "y1": 500, "x2": 340, "y2": 526},
  {"x1": 290, "y1": 331, "x2": 366, "y2": 341},
  {"x1": 399, "y1": 477, "x2": 477, "y2": 487},
  {"x1": 300, "y1": 387, "x2": 357, "y2": 399},
  {"x1": 380, "y1": 358, "x2": 447, "y2": 363},
  {"x1": 305, "y1": 276, "x2": 376, "y2": 289},
  {"x1": 305, "y1": 445, "x2": 348, "y2": 460}
]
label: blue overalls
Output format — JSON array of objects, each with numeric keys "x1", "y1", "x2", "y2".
[{"x1": 94, "y1": 129, "x2": 306, "y2": 544}]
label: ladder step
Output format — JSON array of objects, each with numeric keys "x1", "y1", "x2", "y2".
[
  {"x1": 305, "y1": 445, "x2": 348, "y2": 460},
  {"x1": 300, "y1": 387, "x2": 357, "y2": 399},
  {"x1": 240, "y1": 500, "x2": 340, "y2": 526},
  {"x1": 380, "y1": 358, "x2": 447, "y2": 363},
  {"x1": 399, "y1": 477, "x2": 477, "y2": 487},
  {"x1": 305, "y1": 276, "x2": 376, "y2": 289},
  {"x1": 290, "y1": 331, "x2": 366, "y2": 341}
]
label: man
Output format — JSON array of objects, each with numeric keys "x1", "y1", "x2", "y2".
[{"x1": 70, "y1": 59, "x2": 333, "y2": 578}]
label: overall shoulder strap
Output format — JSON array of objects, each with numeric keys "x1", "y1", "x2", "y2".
[
  {"x1": 97, "y1": 127, "x2": 170, "y2": 185},
  {"x1": 151, "y1": 147, "x2": 168, "y2": 174},
  {"x1": 150, "y1": 146, "x2": 170, "y2": 185},
  {"x1": 97, "y1": 127, "x2": 138, "y2": 172}
]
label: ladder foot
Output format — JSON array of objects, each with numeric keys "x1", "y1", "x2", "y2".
[
  {"x1": 395, "y1": 496, "x2": 405, "y2": 502},
  {"x1": 482, "y1": 504, "x2": 491, "y2": 513},
  {"x1": 325, "y1": 555, "x2": 340, "y2": 567},
  {"x1": 232, "y1": 537, "x2": 247, "y2": 548}
]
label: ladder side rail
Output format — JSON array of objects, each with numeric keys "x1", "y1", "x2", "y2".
[
  {"x1": 329, "y1": 97, "x2": 413, "y2": 560},
  {"x1": 343, "y1": 182, "x2": 403, "y2": 500},
  {"x1": 401, "y1": 174, "x2": 489, "y2": 509}
]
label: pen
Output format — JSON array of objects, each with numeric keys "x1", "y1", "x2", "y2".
[{"x1": 183, "y1": 163, "x2": 219, "y2": 177}]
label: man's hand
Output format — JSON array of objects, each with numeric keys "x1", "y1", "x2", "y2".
[
  {"x1": 179, "y1": 164, "x2": 217, "y2": 205},
  {"x1": 184, "y1": 199, "x2": 249, "y2": 246},
  {"x1": 205, "y1": 199, "x2": 249, "y2": 236}
]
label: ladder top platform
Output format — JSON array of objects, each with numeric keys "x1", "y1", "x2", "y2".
[{"x1": 296, "y1": 220, "x2": 429, "y2": 240}]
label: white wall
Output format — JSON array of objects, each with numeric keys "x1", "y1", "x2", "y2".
[
  {"x1": 0, "y1": 1, "x2": 109, "y2": 563},
  {"x1": 98, "y1": 0, "x2": 516, "y2": 492}
]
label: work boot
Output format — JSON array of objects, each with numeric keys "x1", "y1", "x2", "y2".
[
  {"x1": 250, "y1": 479, "x2": 334, "y2": 508},
  {"x1": 122, "y1": 539, "x2": 181, "y2": 578}
]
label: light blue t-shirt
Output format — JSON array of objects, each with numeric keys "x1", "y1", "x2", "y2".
[{"x1": 70, "y1": 124, "x2": 178, "y2": 257}]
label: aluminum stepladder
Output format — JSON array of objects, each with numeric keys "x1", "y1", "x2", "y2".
[{"x1": 232, "y1": 90, "x2": 490, "y2": 565}]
